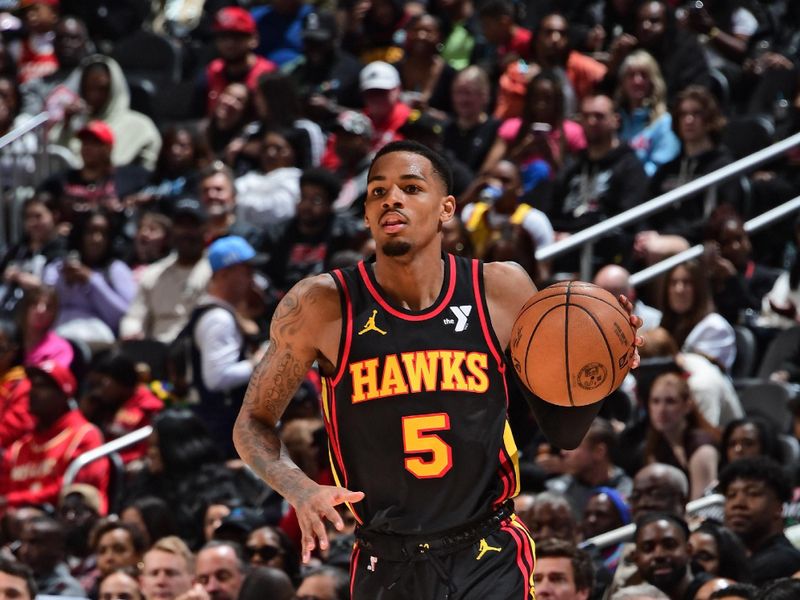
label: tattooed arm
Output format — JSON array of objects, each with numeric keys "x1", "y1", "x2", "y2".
[{"x1": 233, "y1": 274, "x2": 364, "y2": 563}]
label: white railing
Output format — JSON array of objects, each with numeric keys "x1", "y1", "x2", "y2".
[
  {"x1": 630, "y1": 195, "x2": 800, "y2": 287},
  {"x1": 535, "y1": 131, "x2": 800, "y2": 280},
  {"x1": 0, "y1": 112, "x2": 56, "y2": 248},
  {"x1": 580, "y1": 494, "x2": 725, "y2": 550},
  {"x1": 62, "y1": 425, "x2": 152, "y2": 487}
]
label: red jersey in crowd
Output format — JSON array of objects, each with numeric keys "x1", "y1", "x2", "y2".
[
  {"x1": 111, "y1": 384, "x2": 164, "y2": 464},
  {"x1": 0, "y1": 367, "x2": 33, "y2": 448},
  {"x1": 205, "y1": 56, "x2": 277, "y2": 114},
  {"x1": 0, "y1": 409, "x2": 109, "y2": 513}
]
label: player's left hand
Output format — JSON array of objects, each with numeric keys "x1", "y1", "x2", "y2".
[{"x1": 616, "y1": 294, "x2": 644, "y2": 370}]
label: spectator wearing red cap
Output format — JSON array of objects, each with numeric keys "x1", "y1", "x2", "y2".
[
  {"x1": 50, "y1": 55, "x2": 162, "y2": 169},
  {"x1": 11, "y1": 0, "x2": 60, "y2": 84},
  {"x1": 195, "y1": 7, "x2": 276, "y2": 117},
  {"x1": 0, "y1": 360, "x2": 109, "y2": 513},
  {"x1": 39, "y1": 119, "x2": 150, "y2": 225}
]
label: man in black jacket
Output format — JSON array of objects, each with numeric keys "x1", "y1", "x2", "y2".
[{"x1": 543, "y1": 93, "x2": 648, "y2": 269}]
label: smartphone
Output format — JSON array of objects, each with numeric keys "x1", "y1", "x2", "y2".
[{"x1": 531, "y1": 122, "x2": 552, "y2": 135}]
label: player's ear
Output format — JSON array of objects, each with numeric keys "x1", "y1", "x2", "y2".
[{"x1": 441, "y1": 194, "x2": 456, "y2": 222}]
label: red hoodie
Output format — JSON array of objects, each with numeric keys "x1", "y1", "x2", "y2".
[
  {"x1": 0, "y1": 367, "x2": 33, "y2": 448},
  {"x1": 0, "y1": 410, "x2": 109, "y2": 513},
  {"x1": 111, "y1": 385, "x2": 164, "y2": 464}
]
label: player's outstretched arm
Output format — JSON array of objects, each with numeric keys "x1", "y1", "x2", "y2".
[
  {"x1": 485, "y1": 261, "x2": 643, "y2": 450},
  {"x1": 232, "y1": 275, "x2": 364, "y2": 563}
]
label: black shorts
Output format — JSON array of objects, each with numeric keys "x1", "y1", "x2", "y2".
[{"x1": 349, "y1": 514, "x2": 536, "y2": 600}]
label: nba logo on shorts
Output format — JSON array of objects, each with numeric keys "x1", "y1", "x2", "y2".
[{"x1": 368, "y1": 556, "x2": 378, "y2": 572}]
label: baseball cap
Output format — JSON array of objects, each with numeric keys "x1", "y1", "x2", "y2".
[
  {"x1": 20, "y1": 0, "x2": 59, "y2": 8},
  {"x1": 399, "y1": 110, "x2": 445, "y2": 138},
  {"x1": 213, "y1": 7, "x2": 256, "y2": 35},
  {"x1": 359, "y1": 61, "x2": 400, "y2": 92},
  {"x1": 172, "y1": 197, "x2": 208, "y2": 223},
  {"x1": 60, "y1": 483, "x2": 104, "y2": 515},
  {"x1": 78, "y1": 120, "x2": 114, "y2": 146},
  {"x1": 208, "y1": 235, "x2": 266, "y2": 273},
  {"x1": 26, "y1": 360, "x2": 77, "y2": 397},
  {"x1": 334, "y1": 110, "x2": 373, "y2": 138},
  {"x1": 302, "y1": 10, "x2": 337, "y2": 42}
]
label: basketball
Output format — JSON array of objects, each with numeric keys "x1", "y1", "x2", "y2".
[{"x1": 510, "y1": 281, "x2": 636, "y2": 407}]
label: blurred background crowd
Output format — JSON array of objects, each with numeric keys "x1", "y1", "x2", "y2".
[{"x1": 0, "y1": 0, "x2": 800, "y2": 598}]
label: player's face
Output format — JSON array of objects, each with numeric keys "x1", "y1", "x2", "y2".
[
  {"x1": 688, "y1": 531, "x2": 719, "y2": 576},
  {"x1": 365, "y1": 151, "x2": 455, "y2": 259},
  {"x1": 533, "y1": 557, "x2": 587, "y2": 600},
  {"x1": 634, "y1": 520, "x2": 690, "y2": 590},
  {"x1": 0, "y1": 572, "x2": 30, "y2": 600}
]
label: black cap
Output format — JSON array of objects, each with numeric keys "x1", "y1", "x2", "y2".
[
  {"x1": 216, "y1": 507, "x2": 267, "y2": 535},
  {"x1": 172, "y1": 198, "x2": 208, "y2": 223},
  {"x1": 302, "y1": 10, "x2": 337, "y2": 42},
  {"x1": 398, "y1": 110, "x2": 446, "y2": 138}
]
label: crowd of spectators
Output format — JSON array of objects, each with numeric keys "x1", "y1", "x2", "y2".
[{"x1": 0, "y1": 0, "x2": 800, "y2": 598}]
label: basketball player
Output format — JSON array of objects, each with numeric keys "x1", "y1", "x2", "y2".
[{"x1": 233, "y1": 140, "x2": 643, "y2": 598}]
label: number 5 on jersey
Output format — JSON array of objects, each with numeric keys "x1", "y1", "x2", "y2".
[{"x1": 402, "y1": 413, "x2": 453, "y2": 478}]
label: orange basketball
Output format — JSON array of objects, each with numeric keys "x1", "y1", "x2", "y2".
[{"x1": 510, "y1": 281, "x2": 636, "y2": 407}]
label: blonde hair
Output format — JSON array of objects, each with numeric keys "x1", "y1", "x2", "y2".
[
  {"x1": 616, "y1": 50, "x2": 667, "y2": 123},
  {"x1": 146, "y1": 536, "x2": 195, "y2": 574}
]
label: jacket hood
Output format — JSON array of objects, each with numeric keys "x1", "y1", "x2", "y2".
[{"x1": 79, "y1": 54, "x2": 130, "y2": 121}]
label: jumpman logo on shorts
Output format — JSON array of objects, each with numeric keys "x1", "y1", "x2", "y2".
[
  {"x1": 358, "y1": 309, "x2": 387, "y2": 336},
  {"x1": 475, "y1": 538, "x2": 502, "y2": 560}
]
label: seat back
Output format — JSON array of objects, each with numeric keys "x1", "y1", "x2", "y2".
[
  {"x1": 118, "y1": 339, "x2": 170, "y2": 382},
  {"x1": 737, "y1": 380, "x2": 791, "y2": 433},
  {"x1": 732, "y1": 325, "x2": 758, "y2": 379},
  {"x1": 721, "y1": 114, "x2": 776, "y2": 160}
]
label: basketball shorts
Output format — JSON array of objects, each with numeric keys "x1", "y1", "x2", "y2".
[{"x1": 350, "y1": 504, "x2": 536, "y2": 599}]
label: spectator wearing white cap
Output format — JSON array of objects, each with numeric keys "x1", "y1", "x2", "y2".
[{"x1": 358, "y1": 61, "x2": 411, "y2": 152}]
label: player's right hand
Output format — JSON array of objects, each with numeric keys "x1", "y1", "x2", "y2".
[{"x1": 293, "y1": 484, "x2": 365, "y2": 564}]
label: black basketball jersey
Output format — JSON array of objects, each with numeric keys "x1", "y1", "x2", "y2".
[{"x1": 323, "y1": 253, "x2": 521, "y2": 534}]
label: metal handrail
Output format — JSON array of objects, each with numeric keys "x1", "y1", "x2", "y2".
[
  {"x1": 535, "y1": 131, "x2": 800, "y2": 280},
  {"x1": 579, "y1": 493, "x2": 725, "y2": 550},
  {"x1": 629, "y1": 195, "x2": 800, "y2": 287},
  {"x1": 0, "y1": 112, "x2": 48, "y2": 149},
  {"x1": 63, "y1": 425, "x2": 152, "y2": 488}
]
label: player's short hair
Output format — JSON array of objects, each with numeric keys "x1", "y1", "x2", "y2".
[
  {"x1": 146, "y1": 536, "x2": 195, "y2": 573},
  {"x1": 370, "y1": 140, "x2": 453, "y2": 195},
  {"x1": 300, "y1": 167, "x2": 343, "y2": 204},
  {"x1": 0, "y1": 557, "x2": 36, "y2": 599},
  {"x1": 717, "y1": 456, "x2": 792, "y2": 503},
  {"x1": 634, "y1": 512, "x2": 690, "y2": 542},
  {"x1": 708, "y1": 582, "x2": 758, "y2": 600},
  {"x1": 610, "y1": 583, "x2": 670, "y2": 600},
  {"x1": 535, "y1": 538, "x2": 594, "y2": 592}
]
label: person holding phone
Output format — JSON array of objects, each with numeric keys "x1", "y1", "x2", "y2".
[{"x1": 482, "y1": 71, "x2": 586, "y2": 193}]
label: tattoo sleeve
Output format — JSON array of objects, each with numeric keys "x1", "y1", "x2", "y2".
[{"x1": 233, "y1": 281, "x2": 329, "y2": 502}]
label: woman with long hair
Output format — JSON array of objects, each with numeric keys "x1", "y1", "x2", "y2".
[
  {"x1": 614, "y1": 49, "x2": 680, "y2": 176},
  {"x1": 659, "y1": 260, "x2": 737, "y2": 372},
  {"x1": 482, "y1": 71, "x2": 585, "y2": 193},
  {"x1": 42, "y1": 208, "x2": 137, "y2": 352},
  {"x1": 689, "y1": 519, "x2": 752, "y2": 582},
  {"x1": 643, "y1": 370, "x2": 720, "y2": 499},
  {"x1": 718, "y1": 416, "x2": 782, "y2": 472},
  {"x1": 19, "y1": 286, "x2": 73, "y2": 368}
]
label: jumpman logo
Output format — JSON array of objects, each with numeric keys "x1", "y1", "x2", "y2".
[
  {"x1": 358, "y1": 309, "x2": 387, "y2": 336},
  {"x1": 475, "y1": 538, "x2": 502, "y2": 560}
]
